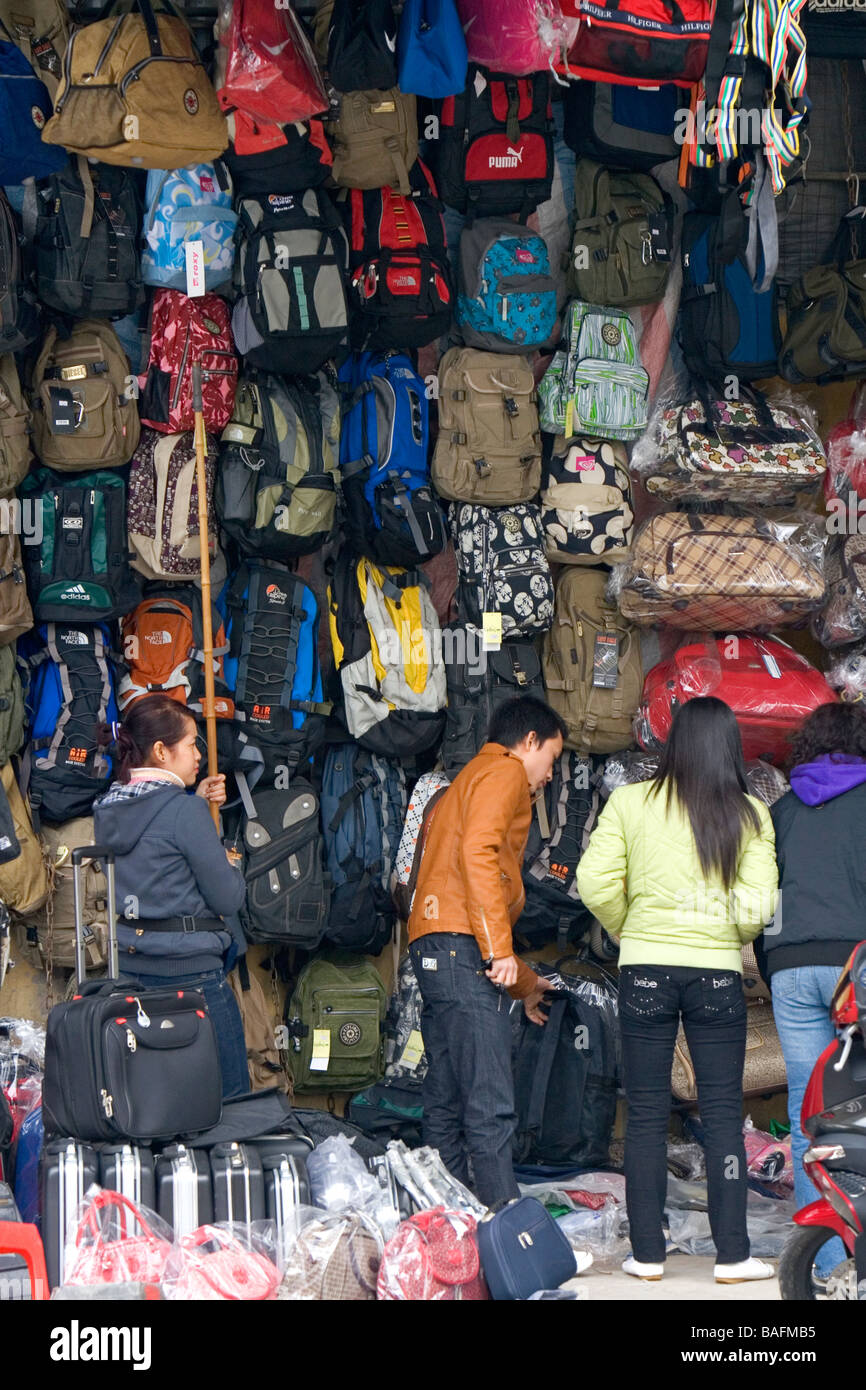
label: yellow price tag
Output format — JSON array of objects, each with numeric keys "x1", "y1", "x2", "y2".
[
  {"x1": 565, "y1": 398, "x2": 574, "y2": 439},
  {"x1": 310, "y1": 1028, "x2": 330, "y2": 1072},
  {"x1": 482, "y1": 611, "x2": 502, "y2": 652},
  {"x1": 399, "y1": 1029, "x2": 425, "y2": 1072}
]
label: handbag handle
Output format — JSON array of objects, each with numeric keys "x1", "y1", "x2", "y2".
[{"x1": 77, "y1": 1188, "x2": 161, "y2": 1247}]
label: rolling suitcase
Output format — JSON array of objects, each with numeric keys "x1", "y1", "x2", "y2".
[
  {"x1": 42, "y1": 845, "x2": 223, "y2": 1142},
  {"x1": 155, "y1": 1142, "x2": 213, "y2": 1239},
  {"x1": 40, "y1": 1136, "x2": 99, "y2": 1290},
  {"x1": 98, "y1": 1143, "x2": 156, "y2": 1213},
  {"x1": 210, "y1": 1141, "x2": 266, "y2": 1225}
]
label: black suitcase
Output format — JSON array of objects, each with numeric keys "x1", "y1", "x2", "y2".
[
  {"x1": 42, "y1": 845, "x2": 223, "y2": 1142},
  {"x1": 98, "y1": 1143, "x2": 156, "y2": 1211},
  {"x1": 155, "y1": 1142, "x2": 213, "y2": 1238},
  {"x1": 210, "y1": 1141, "x2": 266, "y2": 1224},
  {"x1": 258, "y1": 1139, "x2": 311, "y2": 1262},
  {"x1": 40, "y1": 1136, "x2": 99, "y2": 1290}
]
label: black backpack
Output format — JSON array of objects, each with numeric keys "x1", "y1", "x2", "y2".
[
  {"x1": 232, "y1": 776, "x2": 330, "y2": 948},
  {"x1": 441, "y1": 624, "x2": 545, "y2": 776},
  {"x1": 32, "y1": 158, "x2": 144, "y2": 319},
  {"x1": 517, "y1": 753, "x2": 601, "y2": 950},
  {"x1": 223, "y1": 116, "x2": 334, "y2": 198},
  {"x1": 430, "y1": 66, "x2": 554, "y2": 218},
  {"x1": 512, "y1": 960, "x2": 619, "y2": 1168},
  {"x1": 327, "y1": 0, "x2": 398, "y2": 91},
  {"x1": 0, "y1": 189, "x2": 39, "y2": 353}
]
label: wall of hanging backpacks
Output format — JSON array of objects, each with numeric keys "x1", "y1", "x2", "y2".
[{"x1": 0, "y1": 0, "x2": 861, "y2": 1305}]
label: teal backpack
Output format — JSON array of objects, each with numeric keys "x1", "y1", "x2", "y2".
[
  {"x1": 285, "y1": 955, "x2": 388, "y2": 1093},
  {"x1": 538, "y1": 300, "x2": 650, "y2": 442}
]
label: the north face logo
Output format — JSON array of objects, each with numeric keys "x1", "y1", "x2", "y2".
[
  {"x1": 489, "y1": 145, "x2": 524, "y2": 169},
  {"x1": 265, "y1": 583, "x2": 287, "y2": 604},
  {"x1": 61, "y1": 630, "x2": 90, "y2": 646},
  {"x1": 392, "y1": 274, "x2": 418, "y2": 287},
  {"x1": 144, "y1": 630, "x2": 173, "y2": 646}
]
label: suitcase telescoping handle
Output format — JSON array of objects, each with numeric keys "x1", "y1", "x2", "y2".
[{"x1": 72, "y1": 845, "x2": 118, "y2": 986}]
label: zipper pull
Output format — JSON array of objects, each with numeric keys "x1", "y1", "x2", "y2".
[
  {"x1": 101, "y1": 1088, "x2": 114, "y2": 1118},
  {"x1": 126, "y1": 1027, "x2": 137, "y2": 1053},
  {"x1": 577, "y1": 619, "x2": 583, "y2": 638},
  {"x1": 133, "y1": 997, "x2": 151, "y2": 1028}
]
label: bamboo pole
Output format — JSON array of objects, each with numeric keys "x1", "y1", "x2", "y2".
[{"x1": 192, "y1": 361, "x2": 220, "y2": 829}]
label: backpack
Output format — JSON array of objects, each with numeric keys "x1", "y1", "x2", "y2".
[
  {"x1": 0, "y1": 190, "x2": 39, "y2": 355},
  {"x1": 328, "y1": 550, "x2": 447, "y2": 760},
  {"x1": 338, "y1": 351, "x2": 447, "y2": 568},
  {"x1": 517, "y1": 753, "x2": 600, "y2": 949},
  {"x1": 224, "y1": 115, "x2": 333, "y2": 197},
  {"x1": 555, "y1": 0, "x2": 713, "y2": 85},
  {"x1": 456, "y1": 220, "x2": 557, "y2": 353},
  {"x1": 780, "y1": 210, "x2": 866, "y2": 384},
  {"x1": 563, "y1": 80, "x2": 680, "y2": 173},
  {"x1": 0, "y1": 354, "x2": 33, "y2": 496},
  {"x1": 227, "y1": 959, "x2": 290, "y2": 1094},
  {"x1": 141, "y1": 163, "x2": 238, "y2": 293},
  {"x1": 0, "y1": 644, "x2": 23, "y2": 765},
  {"x1": 339, "y1": 161, "x2": 453, "y2": 351},
  {"x1": 20, "y1": 621, "x2": 120, "y2": 826},
  {"x1": 217, "y1": 0, "x2": 327, "y2": 127},
  {"x1": 326, "y1": 89, "x2": 418, "y2": 194},
  {"x1": 441, "y1": 624, "x2": 545, "y2": 775},
  {"x1": 0, "y1": 527, "x2": 32, "y2": 647},
  {"x1": 232, "y1": 777, "x2": 330, "y2": 949},
  {"x1": 543, "y1": 567, "x2": 643, "y2": 753},
  {"x1": 217, "y1": 369, "x2": 340, "y2": 560},
  {"x1": 139, "y1": 289, "x2": 237, "y2": 434},
  {"x1": 537, "y1": 301, "x2": 649, "y2": 442},
  {"x1": 0, "y1": 0, "x2": 69, "y2": 98},
  {"x1": 431, "y1": 348, "x2": 541, "y2": 504},
  {"x1": 18, "y1": 468, "x2": 141, "y2": 623},
  {"x1": 34, "y1": 817, "x2": 109, "y2": 971},
  {"x1": 32, "y1": 158, "x2": 143, "y2": 319},
  {"x1": 390, "y1": 770, "x2": 450, "y2": 920},
  {"x1": 680, "y1": 198, "x2": 781, "y2": 385},
  {"x1": 430, "y1": 66, "x2": 554, "y2": 218},
  {"x1": 285, "y1": 954, "x2": 388, "y2": 1092},
  {"x1": 567, "y1": 160, "x2": 674, "y2": 308},
  {"x1": 383, "y1": 954, "x2": 428, "y2": 1082},
  {"x1": 127, "y1": 429, "x2": 225, "y2": 585},
  {"x1": 223, "y1": 561, "x2": 331, "y2": 764},
  {"x1": 0, "y1": 761, "x2": 50, "y2": 915},
  {"x1": 327, "y1": 0, "x2": 398, "y2": 90},
  {"x1": 320, "y1": 743, "x2": 407, "y2": 954},
  {"x1": 452, "y1": 502, "x2": 554, "y2": 639},
  {"x1": 231, "y1": 190, "x2": 349, "y2": 375},
  {"x1": 346, "y1": 1079, "x2": 424, "y2": 1143},
  {"x1": 117, "y1": 590, "x2": 234, "y2": 720},
  {"x1": 40, "y1": 0, "x2": 228, "y2": 169},
  {"x1": 0, "y1": 38, "x2": 66, "y2": 182},
  {"x1": 30, "y1": 320, "x2": 140, "y2": 471},
  {"x1": 540, "y1": 436, "x2": 634, "y2": 564},
  {"x1": 512, "y1": 961, "x2": 618, "y2": 1168},
  {"x1": 397, "y1": 0, "x2": 467, "y2": 97}
]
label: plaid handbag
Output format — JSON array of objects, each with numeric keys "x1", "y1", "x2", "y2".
[
  {"x1": 619, "y1": 512, "x2": 825, "y2": 630},
  {"x1": 278, "y1": 1210, "x2": 382, "y2": 1301}
]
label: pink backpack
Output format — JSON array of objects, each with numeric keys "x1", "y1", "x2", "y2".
[
  {"x1": 456, "y1": 0, "x2": 566, "y2": 74},
  {"x1": 139, "y1": 289, "x2": 238, "y2": 434}
]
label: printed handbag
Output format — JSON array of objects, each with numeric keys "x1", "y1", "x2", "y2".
[
  {"x1": 540, "y1": 436, "x2": 633, "y2": 564},
  {"x1": 63, "y1": 1188, "x2": 174, "y2": 1286},
  {"x1": 377, "y1": 1208, "x2": 489, "y2": 1300},
  {"x1": 642, "y1": 395, "x2": 827, "y2": 503},
  {"x1": 453, "y1": 502, "x2": 554, "y2": 639},
  {"x1": 619, "y1": 512, "x2": 826, "y2": 630}
]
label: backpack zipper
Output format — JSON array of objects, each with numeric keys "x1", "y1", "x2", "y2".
[
  {"x1": 120, "y1": 53, "x2": 203, "y2": 97},
  {"x1": 171, "y1": 325, "x2": 192, "y2": 410}
]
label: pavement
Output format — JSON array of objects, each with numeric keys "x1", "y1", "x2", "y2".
[{"x1": 564, "y1": 1253, "x2": 780, "y2": 1300}]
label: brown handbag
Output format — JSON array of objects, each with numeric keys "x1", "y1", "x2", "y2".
[
  {"x1": 278, "y1": 1210, "x2": 382, "y2": 1301},
  {"x1": 671, "y1": 999, "x2": 788, "y2": 1103}
]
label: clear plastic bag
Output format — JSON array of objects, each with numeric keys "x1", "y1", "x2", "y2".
[
  {"x1": 0, "y1": 1017, "x2": 46, "y2": 1085},
  {"x1": 456, "y1": 0, "x2": 569, "y2": 75},
  {"x1": 377, "y1": 1207, "x2": 488, "y2": 1300},
  {"x1": 813, "y1": 536, "x2": 866, "y2": 649},
  {"x1": 385, "y1": 1141, "x2": 487, "y2": 1217},
  {"x1": 216, "y1": 0, "x2": 328, "y2": 126},
  {"x1": 518, "y1": 1174, "x2": 629, "y2": 1267},
  {"x1": 63, "y1": 1186, "x2": 176, "y2": 1288},
  {"x1": 163, "y1": 1221, "x2": 282, "y2": 1301},
  {"x1": 744, "y1": 1115, "x2": 794, "y2": 1188},
  {"x1": 824, "y1": 383, "x2": 866, "y2": 509},
  {"x1": 306, "y1": 1134, "x2": 384, "y2": 1214},
  {"x1": 668, "y1": 1190, "x2": 797, "y2": 1258},
  {"x1": 827, "y1": 642, "x2": 866, "y2": 700},
  {"x1": 277, "y1": 1206, "x2": 383, "y2": 1301}
]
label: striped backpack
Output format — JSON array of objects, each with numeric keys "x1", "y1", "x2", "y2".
[{"x1": 538, "y1": 300, "x2": 649, "y2": 442}]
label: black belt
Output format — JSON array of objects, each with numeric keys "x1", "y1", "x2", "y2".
[{"x1": 121, "y1": 915, "x2": 225, "y2": 935}]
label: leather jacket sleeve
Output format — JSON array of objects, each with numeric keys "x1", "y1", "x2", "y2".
[{"x1": 458, "y1": 760, "x2": 528, "y2": 961}]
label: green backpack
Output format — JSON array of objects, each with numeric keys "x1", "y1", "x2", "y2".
[
  {"x1": 538, "y1": 300, "x2": 649, "y2": 442},
  {"x1": 565, "y1": 159, "x2": 674, "y2": 308},
  {"x1": 285, "y1": 955, "x2": 388, "y2": 1093}
]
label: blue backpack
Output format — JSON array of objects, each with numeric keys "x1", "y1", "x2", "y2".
[
  {"x1": 397, "y1": 0, "x2": 468, "y2": 97},
  {"x1": 0, "y1": 41, "x2": 65, "y2": 183},
  {"x1": 338, "y1": 351, "x2": 448, "y2": 568},
  {"x1": 320, "y1": 743, "x2": 407, "y2": 955},
  {"x1": 457, "y1": 219, "x2": 558, "y2": 353},
  {"x1": 141, "y1": 163, "x2": 237, "y2": 293},
  {"x1": 19, "y1": 621, "x2": 119, "y2": 827},
  {"x1": 221, "y1": 561, "x2": 331, "y2": 768}
]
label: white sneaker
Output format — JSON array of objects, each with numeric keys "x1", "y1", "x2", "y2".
[
  {"x1": 574, "y1": 1250, "x2": 594, "y2": 1275},
  {"x1": 714, "y1": 1257, "x2": 775, "y2": 1284},
  {"x1": 622, "y1": 1254, "x2": 664, "y2": 1281}
]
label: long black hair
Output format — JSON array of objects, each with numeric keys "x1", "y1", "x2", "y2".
[{"x1": 649, "y1": 697, "x2": 760, "y2": 890}]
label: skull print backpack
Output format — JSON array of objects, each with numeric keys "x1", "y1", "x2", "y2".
[
  {"x1": 452, "y1": 502, "x2": 554, "y2": 639},
  {"x1": 540, "y1": 436, "x2": 634, "y2": 565}
]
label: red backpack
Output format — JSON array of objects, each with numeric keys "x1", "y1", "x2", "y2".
[
  {"x1": 556, "y1": 0, "x2": 714, "y2": 87},
  {"x1": 340, "y1": 159, "x2": 453, "y2": 351},
  {"x1": 139, "y1": 290, "x2": 238, "y2": 434}
]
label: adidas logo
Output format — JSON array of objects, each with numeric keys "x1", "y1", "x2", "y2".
[
  {"x1": 61, "y1": 584, "x2": 90, "y2": 600},
  {"x1": 144, "y1": 630, "x2": 173, "y2": 646},
  {"x1": 489, "y1": 145, "x2": 524, "y2": 169}
]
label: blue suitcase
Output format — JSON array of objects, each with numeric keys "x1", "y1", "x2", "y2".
[{"x1": 478, "y1": 1196, "x2": 577, "y2": 1300}]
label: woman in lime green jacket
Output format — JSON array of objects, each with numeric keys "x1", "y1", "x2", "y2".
[{"x1": 576, "y1": 697, "x2": 779, "y2": 1285}]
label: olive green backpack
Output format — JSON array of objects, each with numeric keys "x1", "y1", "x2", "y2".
[
  {"x1": 565, "y1": 159, "x2": 674, "y2": 308},
  {"x1": 285, "y1": 954, "x2": 388, "y2": 1093}
]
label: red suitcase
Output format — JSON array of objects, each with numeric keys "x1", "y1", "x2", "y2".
[{"x1": 635, "y1": 635, "x2": 836, "y2": 764}]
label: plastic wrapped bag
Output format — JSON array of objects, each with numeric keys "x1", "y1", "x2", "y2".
[
  {"x1": 377, "y1": 1207, "x2": 488, "y2": 1300},
  {"x1": 456, "y1": 0, "x2": 568, "y2": 74},
  {"x1": 668, "y1": 1190, "x2": 797, "y2": 1258},
  {"x1": 278, "y1": 1206, "x2": 383, "y2": 1301},
  {"x1": 164, "y1": 1222, "x2": 281, "y2": 1301},
  {"x1": 63, "y1": 1187, "x2": 175, "y2": 1288},
  {"x1": 824, "y1": 383, "x2": 866, "y2": 509},
  {"x1": 517, "y1": 1174, "x2": 629, "y2": 1267},
  {"x1": 602, "y1": 750, "x2": 789, "y2": 806},
  {"x1": 813, "y1": 536, "x2": 866, "y2": 649},
  {"x1": 385, "y1": 1141, "x2": 487, "y2": 1217},
  {"x1": 307, "y1": 1134, "x2": 385, "y2": 1214},
  {"x1": 0, "y1": 1017, "x2": 45, "y2": 1085},
  {"x1": 827, "y1": 642, "x2": 866, "y2": 700},
  {"x1": 217, "y1": 0, "x2": 328, "y2": 126},
  {"x1": 744, "y1": 1116, "x2": 794, "y2": 1188}
]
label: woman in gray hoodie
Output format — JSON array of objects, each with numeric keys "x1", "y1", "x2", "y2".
[{"x1": 94, "y1": 694, "x2": 249, "y2": 1098}]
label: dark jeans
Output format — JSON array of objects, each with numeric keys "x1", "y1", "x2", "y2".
[
  {"x1": 619, "y1": 964, "x2": 749, "y2": 1265},
  {"x1": 124, "y1": 967, "x2": 250, "y2": 1102},
  {"x1": 409, "y1": 932, "x2": 520, "y2": 1209}
]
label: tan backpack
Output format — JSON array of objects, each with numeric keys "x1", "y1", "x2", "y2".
[
  {"x1": 432, "y1": 348, "x2": 541, "y2": 505},
  {"x1": 41, "y1": 0, "x2": 227, "y2": 169},
  {"x1": 31, "y1": 321, "x2": 140, "y2": 471},
  {"x1": 0, "y1": 355, "x2": 32, "y2": 496},
  {"x1": 228, "y1": 960, "x2": 291, "y2": 1095},
  {"x1": 35, "y1": 817, "x2": 108, "y2": 972},
  {"x1": 0, "y1": 763, "x2": 50, "y2": 917},
  {"x1": 543, "y1": 567, "x2": 642, "y2": 754},
  {"x1": 327, "y1": 89, "x2": 418, "y2": 193},
  {"x1": 0, "y1": 528, "x2": 33, "y2": 648},
  {"x1": 0, "y1": 0, "x2": 70, "y2": 97}
]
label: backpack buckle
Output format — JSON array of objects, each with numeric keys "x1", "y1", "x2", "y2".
[
  {"x1": 503, "y1": 396, "x2": 518, "y2": 417},
  {"x1": 473, "y1": 457, "x2": 490, "y2": 477}
]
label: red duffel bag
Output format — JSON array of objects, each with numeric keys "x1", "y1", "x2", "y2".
[{"x1": 635, "y1": 635, "x2": 836, "y2": 764}]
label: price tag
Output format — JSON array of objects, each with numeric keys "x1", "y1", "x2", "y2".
[
  {"x1": 592, "y1": 632, "x2": 620, "y2": 689},
  {"x1": 185, "y1": 239, "x2": 205, "y2": 298},
  {"x1": 565, "y1": 398, "x2": 574, "y2": 439},
  {"x1": 48, "y1": 386, "x2": 77, "y2": 433},
  {"x1": 399, "y1": 1029, "x2": 425, "y2": 1072},
  {"x1": 482, "y1": 611, "x2": 502, "y2": 652},
  {"x1": 310, "y1": 1028, "x2": 330, "y2": 1072}
]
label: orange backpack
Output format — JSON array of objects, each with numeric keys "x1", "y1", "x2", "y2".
[{"x1": 118, "y1": 590, "x2": 234, "y2": 719}]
